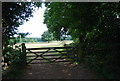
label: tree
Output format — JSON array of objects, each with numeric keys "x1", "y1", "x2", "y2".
[
  {"x1": 44, "y1": 2, "x2": 119, "y2": 58},
  {"x1": 2, "y1": 2, "x2": 42, "y2": 67},
  {"x1": 44, "y1": 2, "x2": 120, "y2": 78},
  {"x1": 41, "y1": 30, "x2": 54, "y2": 42},
  {"x1": 2, "y1": 2, "x2": 41, "y2": 47}
]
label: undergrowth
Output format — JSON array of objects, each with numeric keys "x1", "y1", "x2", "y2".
[{"x1": 2, "y1": 65, "x2": 26, "y2": 79}]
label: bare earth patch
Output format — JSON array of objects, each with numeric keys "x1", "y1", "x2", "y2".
[{"x1": 21, "y1": 62, "x2": 102, "y2": 79}]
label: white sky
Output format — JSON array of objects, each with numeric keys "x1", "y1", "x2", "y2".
[{"x1": 18, "y1": 4, "x2": 48, "y2": 38}]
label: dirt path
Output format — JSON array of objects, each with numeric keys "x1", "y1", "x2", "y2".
[
  {"x1": 21, "y1": 62, "x2": 103, "y2": 79},
  {"x1": 18, "y1": 42, "x2": 103, "y2": 79}
]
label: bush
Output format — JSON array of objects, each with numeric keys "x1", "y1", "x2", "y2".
[
  {"x1": 82, "y1": 42, "x2": 120, "y2": 79},
  {"x1": 3, "y1": 46, "x2": 22, "y2": 66}
]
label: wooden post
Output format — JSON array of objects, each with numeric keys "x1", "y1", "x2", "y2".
[{"x1": 21, "y1": 43, "x2": 27, "y2": 65}]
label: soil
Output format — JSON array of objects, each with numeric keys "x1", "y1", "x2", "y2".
[{"x1": 21, "y1": 62, "x2": 103, "y2": 79}]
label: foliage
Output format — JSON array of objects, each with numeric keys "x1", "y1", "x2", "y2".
[
  {"x1": 44, "y1": 2, "x2": 119, "y2": 43},
  {"x1": 2, "y1": 2, "x2": 42, "y2": 67},
  {"x1": 44, "y1": 3, "x2": 96, "y2": 42},
  {"x1": 6, "y1": 32, "x2": 30, "y2": 45},
  {"x1": 41, "y1": 30, "x2": 54, "y2": 42},
  {"x1": 2, "y1": 2, "x2": 41, "y2": 47},
  {"x1": 17, "y1": 32, "x2": 30, "y2": 38},
  {"x1": 44, "y1": 2, "x2": 120, "y2": 79},
  {"x1": 3, "y1": 46, "x2": 21, "y2": 65},
  {"x1": 7, "y1": 38, "x2": 17, "y2": 46},
  {"x1": 19, "y1": 37, "x2": 42, "y2": 43}
]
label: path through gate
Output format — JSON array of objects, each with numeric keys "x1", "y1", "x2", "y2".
[{"x1": 26, "y1": 46, "x2": 78, "y2": 64}]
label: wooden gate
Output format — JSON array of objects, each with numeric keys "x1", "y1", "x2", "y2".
[{"x1": 26, "y1": 46, "x2": 78, "y2": 64}]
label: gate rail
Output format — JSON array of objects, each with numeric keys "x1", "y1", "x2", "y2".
[{"x1": 24, "y1": 45, "x2": 78, "y2": 64}]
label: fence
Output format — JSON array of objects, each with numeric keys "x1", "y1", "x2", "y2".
[{"x1": 20, "y1": 43, "x2": 78, "y2": 64}]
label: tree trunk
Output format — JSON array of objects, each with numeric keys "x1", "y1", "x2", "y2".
[
  {"x1": 78, "y1": 42, "x2": 83, "y2": 59},
  {"x1": 77, "y1": 33, "x2": 86, "y2": 60}
]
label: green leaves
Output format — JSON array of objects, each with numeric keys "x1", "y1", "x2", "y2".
[
  {"x1": 44, "y1": 3, "x2": 97, "y2": 42},
  {"x1": 3, "y1": 46, "x2": 21, "y2": 65},
  {"x1": 41, "y1": 30, "x2": 54, "y2": 42},
  {"x1": 44, "y1": 2, "x2": 120, "y2": 78},
  {"x1": 44, "y1": 2, "x2": 119, "y2": 44},
  {"x1": 2, "y1": 2, "x2": 42, "y2": 47}
]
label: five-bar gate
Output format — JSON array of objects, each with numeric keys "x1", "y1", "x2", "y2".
[{"x1": 26, "y1": 46, "x2": 78, "y2": 64}]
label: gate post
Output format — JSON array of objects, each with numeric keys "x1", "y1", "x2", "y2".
[
  {"x1": 77, "y1": 44, "x2": 83, "y2": 61},
  {"x1": 75, "y1": 46, "x2": 79, "y2": 62},
  {"x1": 21, "y1": 43, "x2": 27, "y2": 65}
]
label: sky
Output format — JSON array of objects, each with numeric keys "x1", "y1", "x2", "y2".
[{"x1": 18, "y1": 4, "x2": 48, "y2": 38}]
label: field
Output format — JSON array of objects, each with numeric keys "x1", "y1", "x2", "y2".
[{"x1": 22, "y1": 40, "x2": 73, "y2": 48}]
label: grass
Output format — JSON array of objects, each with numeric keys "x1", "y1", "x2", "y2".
[
  {"x1": 25, "y1": 41, "x2": 68, "y2": 48},
  {"x1": 41, "y1": 59, "x2": 50, "y2": 62}
]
